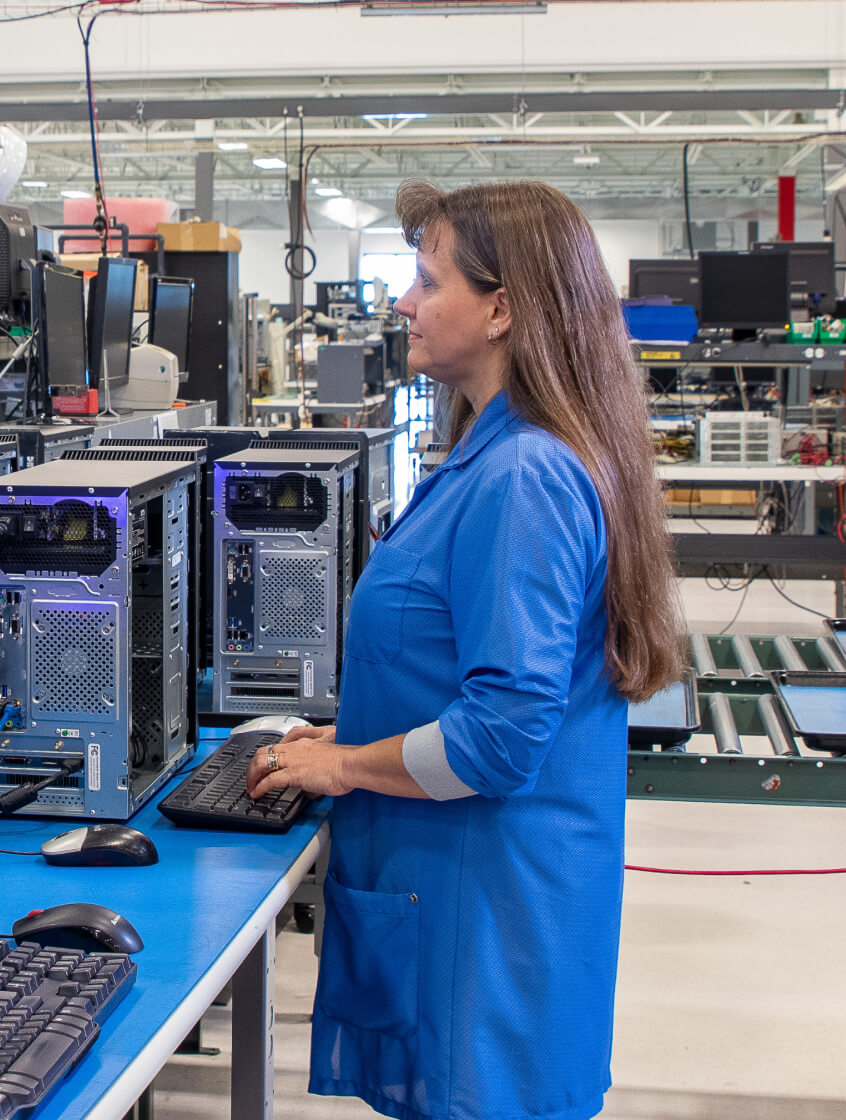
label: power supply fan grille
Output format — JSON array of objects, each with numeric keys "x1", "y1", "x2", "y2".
[
  {"x1": 0, "y1": 500, "x2": 117, "y2": 575},
  {"x1": 259, "y1": 555, "x2": 326, "y2": 641},
  {"x1": 32, "y1": 604, "x2": 117, "y2": 716}
]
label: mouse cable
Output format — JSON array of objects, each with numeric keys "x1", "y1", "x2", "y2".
[
  {"x1": 0, "y1": 759, "x2": 85, "y2": 817},
  {"x1": 0, "y1": 848, "x2": 40, "y2": 856}
]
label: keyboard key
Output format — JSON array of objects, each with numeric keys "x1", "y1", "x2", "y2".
[{"x1": 0, "y1": 949, "x2": 135, "y2": 1118}]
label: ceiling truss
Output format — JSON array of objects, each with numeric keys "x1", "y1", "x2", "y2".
[{"x1": 3, "y1": 67, "x2": 844, "y2": 214}]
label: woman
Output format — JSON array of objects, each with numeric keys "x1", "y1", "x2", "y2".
[{"x1": 247, "y1": 180, "x2": 684, "y2": 1120}]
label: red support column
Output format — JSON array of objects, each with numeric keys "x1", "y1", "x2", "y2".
[{"x1": 778, "y1": 176, "x2": 796, "y2": 242}]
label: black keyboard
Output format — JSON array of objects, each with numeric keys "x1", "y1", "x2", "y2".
[
  {"x1": 0, "y1": 940, "x2": 137, "y2": 1120},
  {"x1": 158, "y1": 725, "x2": 309, "y2": 833}
]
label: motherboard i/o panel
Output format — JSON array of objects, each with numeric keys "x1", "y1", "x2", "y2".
[
  {"x1": 0, "y1": 457, "x2": 196, "y2": 818},
  {"x1": 212, "y1": 447, "x2": 358, "y2": 720}
]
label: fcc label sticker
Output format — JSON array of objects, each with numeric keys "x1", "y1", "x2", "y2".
[
  {"x1": 304, "y1": 660, "x2": 314, "y2": 698},
  {"x1": 87, "y1": 743, "x2": 102, "y2": 792}
]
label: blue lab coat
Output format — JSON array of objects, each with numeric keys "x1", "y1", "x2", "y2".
[{"x1": 309, "y1": 391, "x2": 628, "y2": 1120}]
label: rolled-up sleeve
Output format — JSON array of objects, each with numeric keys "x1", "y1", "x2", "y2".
[{"x1": 435, "y1": 456, "x2": 603, "y2": 798}]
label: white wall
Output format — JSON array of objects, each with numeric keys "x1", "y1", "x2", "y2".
[
  {"x1": 238, "y1": 228, "x2": 358, "y2": 304},
  {"x1": 592, "y1": 221, "x2": 662, "y2": 294},
  {"x1": 3, "y1": 3, "x2": 845, "y2": 83}
]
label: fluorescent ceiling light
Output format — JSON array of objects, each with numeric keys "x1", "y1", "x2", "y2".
[
  {"x1": 573, "y1": 154, "x2": 600, "y2": 167},
  {"x1": 61, "y1": 189, "x2": 92, "y2": 198},
  {"x1": 252, "y1": 157, "x2": 287, "y2": 170},
  {"x1": 362, "y1": 226, "x2": 404, "y2": 235},
  {"x1": 218, "y1": 141, "x2": 248, "y2": 151},
  {"x1": 316, "y1": 197, "x2": 385, "y2": 230},
  {"x1": 21, "y1": 180, "x2": 48, "y2": 188},
  {"x1": 362, "y1": 2, "x2": 546, "y2": 15},
  {"x1": 363, "y1": 113, "x2": 429, "y2": 122},
  {"x1": 314, "y1": 186, "x2": 343, "y2": 197}
]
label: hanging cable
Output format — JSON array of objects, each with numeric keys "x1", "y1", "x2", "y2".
[
  {"x1": 77, "y1": 13, "x2": 110, "y2": 254},
  {"x1": 283, "y1": 107, "x2": 316, "y2": 283},
  {"x1": 820, "y1": 145, "x2": 831, "y2": 236},
  {"x1": 682, "y1": 142, "x2": 695, "y2": 260}
]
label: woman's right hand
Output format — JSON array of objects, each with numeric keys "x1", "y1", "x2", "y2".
[{"x1": 282, "y1": 724, "x2": 337, "y2": 745}]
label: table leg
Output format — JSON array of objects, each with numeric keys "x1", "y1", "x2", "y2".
[
  {"x1": 231, "y1": 923, "x2": 275, "y2": 1120},
  {"x1": 122, "y1": 1086, "x2": 155, "y2": 1120}
]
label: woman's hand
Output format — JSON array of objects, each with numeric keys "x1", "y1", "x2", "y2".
[{"x1": 246, "y1": 724, "x2": 353, "y2": 800}]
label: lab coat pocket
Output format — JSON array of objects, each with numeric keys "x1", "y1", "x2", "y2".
[
  {"x1": 344, "y1": 541, "x2": 421, "y2": 665},
  {"x1": 318, "y1": 872, "x2": 420, "y2": 1039}
]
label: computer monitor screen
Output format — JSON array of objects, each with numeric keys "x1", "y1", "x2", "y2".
[
  {"x1": 150, "y1": 277, "x2": 193, "y2": 371},
  {"x1": 0, "y1": 204, "x2": 36, "y2": 319},
  {"x1": 698, "y1": 251, "x2": 791, "y2": 330},
  {"x1": 87, "y1": 256, "x2": 137, "y2": 390},
  {"x1": 628, "y1": 259, "x2": 701, "y2": 313},
  {"x1": 38, "y1": 262, "x2": 88, "y2": 390},
  {"x1": 752, "y1": 241, "x2": 837, "y2": 315}
]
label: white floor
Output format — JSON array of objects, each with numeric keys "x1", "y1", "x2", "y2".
[{"x1": 152, "y1": 572, "x2": 846, "y2": 1120}]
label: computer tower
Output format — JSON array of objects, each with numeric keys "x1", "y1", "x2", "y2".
[
  {"x1": 212, "y1": 447, "x2": 358, "y2": 720},
  {"x1": 163, "y1": 425, "x2": 281, "y2": 667},
  {"x1": 0, "y1": 438, "x2": 17, "y2": 475},
  {"x1": 0, "y1": 423, "x2": 93, "y2": 469},
  {"x1": 62, "y1": 447, "x2": 204, "y2": 723},
  {"x1": 254, "y1": 427, "x2": 394, "y2": 578},
  {"x1": 94, "y1": 438, "x2": 208, "y2": 672},
  {"x1": 0, "y1": 456, "x2": 196, "y2": 818},
  {"x1": 316, "y1": 342, "x2": 385, "y2": 404}
]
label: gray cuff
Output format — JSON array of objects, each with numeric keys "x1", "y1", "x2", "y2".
[{"x1": 402, "y1": 720, "x2": 478, "y2": 801}]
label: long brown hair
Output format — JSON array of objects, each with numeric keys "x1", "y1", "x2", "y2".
[{"x1": 396, "y1": 179, "x2": 684, "y2": 702}]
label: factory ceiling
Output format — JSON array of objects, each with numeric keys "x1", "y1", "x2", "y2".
[{"x1": 3, "y1": 66, "x2": 844, "y2": 224}]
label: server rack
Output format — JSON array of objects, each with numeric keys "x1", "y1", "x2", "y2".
[
  {"x1": 253, "y1": 427, "x2": 394, "y2": 578},
  {"x1": 0, "y1": 457, "x2": 196, "y2": 818},
  {"x1": 212, "y1": 447, "x2": 358, "y2": 720}
]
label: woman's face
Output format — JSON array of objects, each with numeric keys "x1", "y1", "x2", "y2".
[{"x1": 394, "y1": 223, "x2": 505, "y2": 401}]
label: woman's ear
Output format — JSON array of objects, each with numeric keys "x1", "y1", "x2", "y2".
[{"x1": 490, "y1": 286, "x2": 512, "y2": 338}]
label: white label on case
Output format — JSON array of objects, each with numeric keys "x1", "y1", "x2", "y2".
[
  {"x1": 87, "y1": 743, "x2": 101, "y2": 791},
  {"x1": 304, "y1": 660, "x2": 314, "y2": 698}
]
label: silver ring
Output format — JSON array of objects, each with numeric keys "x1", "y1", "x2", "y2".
[{"x1": 266, "y1": 749, "x2": 280, "y2": 774}]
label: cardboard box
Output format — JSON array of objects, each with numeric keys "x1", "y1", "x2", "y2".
[
  {"x1": 664, "y1": 488, "x2": 756, "y2": 507},
  {"x1": 157, "y1": 221, "x2": 241, "y2": 253},
  {"x1": 59, "y1": 253, "x2": 149, "y2": 312},
  {"x1": 707, "y1": 489, "x2": 757, "y2": 506}
]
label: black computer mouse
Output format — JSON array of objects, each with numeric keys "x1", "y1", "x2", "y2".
[
  {"x1": 41, "y1": 825, "x2": 158, "y2": 867},
  {"x1": 12, "y1": 902, "x2": 144, "y2": 954}
]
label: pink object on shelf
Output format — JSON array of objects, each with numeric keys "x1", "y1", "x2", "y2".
[{"x1": 62, "y1": 197, "x2": 179, "y2": 253}]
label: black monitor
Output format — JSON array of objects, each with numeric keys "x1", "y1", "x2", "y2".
[
  {"x1": 150, "y1": 276, "x2": 194, "y2": 371},
  {"x1": 628, "y1": 259, "x2": 701, "y2": 314},
  {"x1": 37, "y1": 262, "x2": 88, "y2": 391},
  {"x1": 752, "y1": 240, "x2": 837, "y2": 315},
  {"x1": 0, "y1": 204, "x2": 36, "y2": 322},
  {"x1": 87, "y1": 257, "x2": 137, "y2": 391},
  {"x1": 699, "y1": 251, "x2": 791, "y2": 330}
]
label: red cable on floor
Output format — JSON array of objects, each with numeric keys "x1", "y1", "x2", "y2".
[{"x1": 626, "y1": 864, "x2": 846, "y2": 876}]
